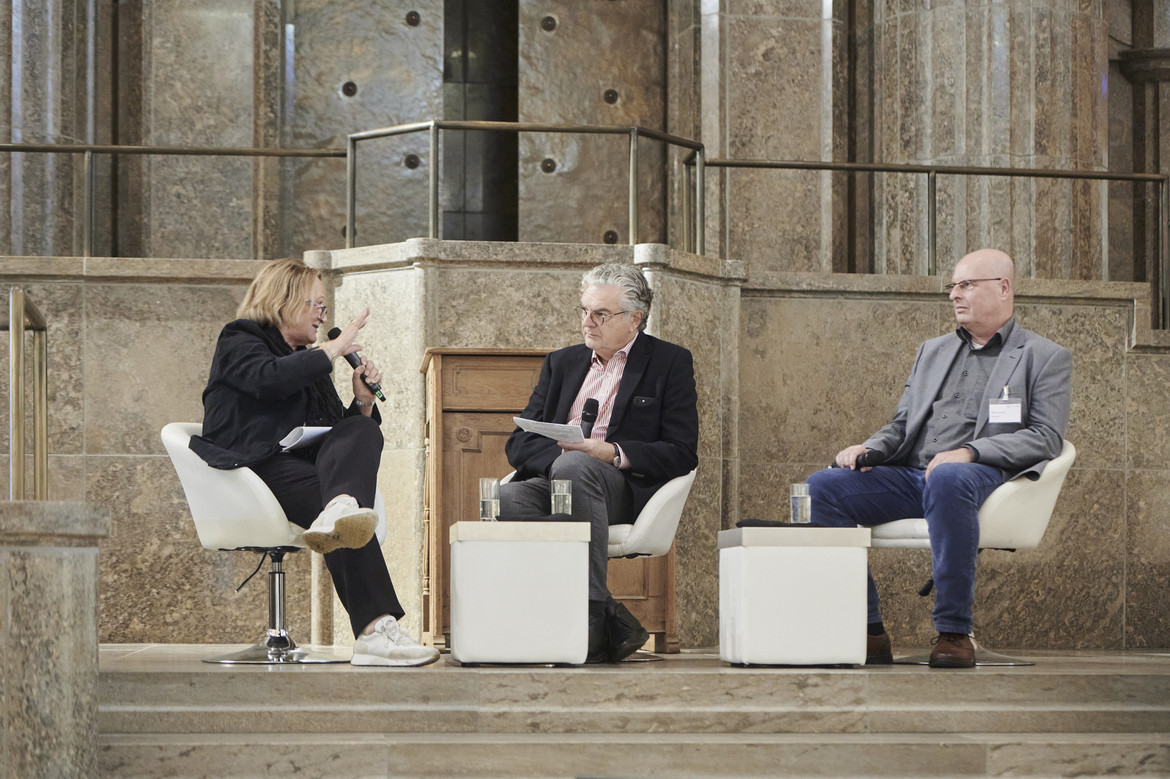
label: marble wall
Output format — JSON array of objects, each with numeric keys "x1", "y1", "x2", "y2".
[
  {"x1": 97, "y1": 0, "x2": 442, "y2": 260},
  {"x1": 2, "y1": 248, "x2": 1169, "y2": 649},
  {"x1": 739, "y1": 269, "x2": 1170, "y2": 649},
  {"x1": 288, "y1": 0, "x2": 443, "y2": 250},
  {"x1": 517, "y1": 0, "x2": 668, "y2": 245},
  {"x1": 0, "y1": 257, "x2": 322, "y2": 645}
]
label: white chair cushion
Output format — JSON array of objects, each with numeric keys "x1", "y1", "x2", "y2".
[
  {"x1": 870, "y1": 440, "x2": 1076, "y2": 550},
  {"x1": 497, "y1": 468, "x2": 697, "y2": 559},
  {"x1": 162, "y1": 422, "x2": 387, "y2": 551},
  {"x1": 607, "y1": 469, "x2": 697, "y2": 558}
]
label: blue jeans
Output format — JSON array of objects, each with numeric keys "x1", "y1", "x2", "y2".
[{"x1": 806, "y1": 462, "x2": 1004, "y2": 634}]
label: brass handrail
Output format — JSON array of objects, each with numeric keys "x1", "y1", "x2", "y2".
[
  {"x1": 345, "y1": 120, "x2": 706, "y2": 255},
  {"x1": 0, "y1": 142, "x2": 345, "y2": 260},
  {"x1": 3, "y1": 287, "x2": 48, "y2": 499},
  {"x1": 686, "y1": 155, "x2": 1170, "y2": 325}
]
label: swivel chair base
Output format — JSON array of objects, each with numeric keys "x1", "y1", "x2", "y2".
[
  {"x1": 204, "y1": 629, "x2": 349, "y2": 665},
  {"x1": 202, "y1": 548, "x2": 349, "y2": 665}
]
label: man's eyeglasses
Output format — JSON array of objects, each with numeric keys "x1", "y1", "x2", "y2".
[
  {"x1": 943, "y1": 277, "x2": 1002, "y2": 293},
  {"x1": 306, "y1": 300, "x2": 328, "y2": 318},
  {"x1": 576, "y1": 306, "x2": 630, "y2": 326}
]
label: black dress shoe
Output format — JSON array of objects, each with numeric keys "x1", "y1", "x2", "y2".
[
  {"x1": 605, "y1": 599, "x2": 649, "y2": 662},
  {"x1": 587, "y1": 600, "x2": 609, "y2": 663},
  {"x1": 866, "y1": 631, "x2": 894, "y2": 665}
]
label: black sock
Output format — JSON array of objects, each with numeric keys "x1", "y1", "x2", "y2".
[{"x1": 867, "y1": 621, "x2": 886, "y2": 636}]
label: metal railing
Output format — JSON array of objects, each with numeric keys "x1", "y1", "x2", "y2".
[
  {"x1": 689, "y1": 156, "x2": 1170, "y2": 324},
  {"x1": 0, "y1": 142, "x2": 346, "y2": 259},
  {"x1": 1, "y1": 135, "x2": 1167, "y2": 321},
  {"x1": 4, "y1": 288, "x2": 48, "y2": 499},
  {"x1": 345, "y1": 120, "x2": 706, "y2": 253}
]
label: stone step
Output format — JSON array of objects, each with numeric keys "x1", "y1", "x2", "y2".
[
  {"x1": 98, "y1": 732, "x2": 1170, "y2": 777},
  {"x1": 99, "y1": 649, "x2": 1170, "y2": 737}
]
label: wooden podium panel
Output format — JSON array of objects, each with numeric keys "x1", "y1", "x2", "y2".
[{"x1": 421, "y1": 348, "x2": 678, "y2": 652}]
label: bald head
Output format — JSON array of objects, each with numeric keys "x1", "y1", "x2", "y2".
[{"x1": 948, "y1": 249, "x2": 1015, "y2": 344}]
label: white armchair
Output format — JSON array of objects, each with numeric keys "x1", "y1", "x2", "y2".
[{"x1": 161, "y1": 422, "x2": 386, "y2": 664}]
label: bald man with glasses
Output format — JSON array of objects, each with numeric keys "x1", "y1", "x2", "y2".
[
  {"x1": 500, "y1": 263, "x2": 699, "y2": 664},
  {"x1": 807, "y1": 248, "x2": 1071, "y2": 668}
]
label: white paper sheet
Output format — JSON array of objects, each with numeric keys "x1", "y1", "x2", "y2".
[
  {"x1": 511, "y1": 417, "x2": 585, "y2": 443},
  {"x1": 279, "y1": 426, "x2": 332, "y2": 451}
]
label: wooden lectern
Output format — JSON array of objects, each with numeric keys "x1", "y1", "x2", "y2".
[{"x1": 420, "y1": 348, "x2": 678, "y2": 652}]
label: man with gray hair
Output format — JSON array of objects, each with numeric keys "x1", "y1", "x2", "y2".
[{"x1": 501, "y1": 263, "x2": 699, "y2": 663}]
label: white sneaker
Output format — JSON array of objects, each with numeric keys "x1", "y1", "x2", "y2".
[
  {"x1": 302, "y1": 496, "x2": 377, "y2": 555},
  {"x1": 351, "y1": 616, "x2": 440, "y2": 667}
]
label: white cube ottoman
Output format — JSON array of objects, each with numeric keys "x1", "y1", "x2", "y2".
[
  {"x1": 719, "y1": 526, "x2": 871, "y2": 665},
  {"x1": 449, "y1": 520, "x2": 591, "y2": 664}
]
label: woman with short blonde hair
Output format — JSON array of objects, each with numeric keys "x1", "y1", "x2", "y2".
[{"x1": 189, "y1": 258, "x2": 437, "y2": 667}]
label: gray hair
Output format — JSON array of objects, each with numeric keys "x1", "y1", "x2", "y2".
[{"x1": 581, "y1": 263, "x2": 652, "y2": 331}]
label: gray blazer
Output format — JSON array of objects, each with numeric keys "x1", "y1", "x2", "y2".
[{"x1": 863, "y1": 320, "x2": 1071, "y2": 481}]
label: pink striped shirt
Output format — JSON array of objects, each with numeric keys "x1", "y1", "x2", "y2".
[{"x1": 567, "y1": 333, "x2": 638, "y2": 467}]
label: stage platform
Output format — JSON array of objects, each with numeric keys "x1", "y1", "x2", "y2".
[{"x1": 98, "y1": 644, "x2": 1170, "y2": 777}]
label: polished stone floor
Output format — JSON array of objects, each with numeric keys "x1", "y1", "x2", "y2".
[
  {"x1": 98, "y1": 644, "x2": 1170, "y2": 777},
  {"x1": 99, "y1": 642, "x2": 1170, "y2": 673}
]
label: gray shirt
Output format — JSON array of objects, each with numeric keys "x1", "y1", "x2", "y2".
[{"x1": 906, "y1": 319, "x2": 1014, "y2": 469}]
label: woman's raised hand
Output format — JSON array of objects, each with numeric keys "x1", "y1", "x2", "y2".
[{"x1": 323, "y1": 306, "x2": 369, "y2": 359}]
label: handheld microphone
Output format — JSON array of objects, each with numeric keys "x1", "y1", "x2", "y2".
[
  {"x1": 581, "y1": 398, "x2": 599, "y2": 439},
  {"x1": 326, "y1": 327, "x2": 386, "y2": 402},
  {"x1": 830, "y1": 449, "x2": 887, "y2": 469}
]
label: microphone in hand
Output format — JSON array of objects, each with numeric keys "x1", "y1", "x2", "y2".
[
  {"x1": 580, "y1": 398, "x2": 599, "y2": 439},
  {"x1": 831, "y1": 448, "x2": 887, "y2": 469},
  {"x1": 326, "y1": 327, "x2": 386, "y2": 402}
]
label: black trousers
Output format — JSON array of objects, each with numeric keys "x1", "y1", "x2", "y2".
[{"x1": 249, "y1": 415, "x2": 404, "y2": 637}]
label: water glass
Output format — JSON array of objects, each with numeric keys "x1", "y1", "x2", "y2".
[
  {"x1": 551, "y1": 479, "x2": 572, "y2": 515},
  {"x1": 790, "y1": 482, "x2": 811, "y2": 524},
  {"x1": 479, "y1": 477, "x2": 500, "y2": 521}
]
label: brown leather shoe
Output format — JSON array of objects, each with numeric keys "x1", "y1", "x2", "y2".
[
  {"x1": 929, "y1": 632, "x2": 975, "y2": 668},
  {"x1": 866, "y1": 631, "x2": 893, "y2": 665}
]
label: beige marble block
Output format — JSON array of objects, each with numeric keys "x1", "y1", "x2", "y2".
[
  {"x1": 0, "y1": 501, "x2": 110, "y2": 778},
  {"x1": 323, "y1": 239, "x2": 737, "y2": 648}
]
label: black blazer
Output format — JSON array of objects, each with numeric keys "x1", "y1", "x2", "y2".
[
  {"x1": 505, "y1": 333, "x2": 699, "y2": 516},
  {"x1": 189, "y1": 319, "x2": 377, "y2": 469}
]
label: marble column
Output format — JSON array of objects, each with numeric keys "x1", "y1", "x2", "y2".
[
  {"x1": 1118, "y1": 49, "x2": 1170, "y2": 311},
  {"x1": 691, "y1": 0, "x2": 851, "y2": 273},
  {"x1": 0, "y1": 501, "x2": 110, "y2": 776},
  {"x1": 0, "y1": 0, "x2": 92, "y2": 257},
  {"x1": 868, "y1": 0, "x2": 1109, "y2": 278}
]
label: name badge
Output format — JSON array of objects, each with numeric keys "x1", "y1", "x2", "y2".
[{"x1": 988, "y1": 398, "x2": 1022, "y2": 424}]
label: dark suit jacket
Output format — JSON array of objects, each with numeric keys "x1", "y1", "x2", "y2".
[
  {"x1": 189, "y1": 319, "x2": 377, "y2": 469},
  {"x1": 505, "y1": 333, "x2": 699, "y2": 516},
  {"x1": 864, "y1": 319, "x2": 1071, "y2": 481}
]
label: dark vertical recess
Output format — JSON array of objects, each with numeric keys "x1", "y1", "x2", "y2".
[
  {"x1": 442, "y1": 0, "x2": 518, "y2": 240},
  {"x1": 846, "y1": 0, "x2": 874, "y2": 274}
]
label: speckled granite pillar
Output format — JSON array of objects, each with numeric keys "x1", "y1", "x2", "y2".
[
  {"x1": 868, "y1": 1, "x2": 1109, "y2": 279},
  {"x1": 0, "y1": 0, "x2": 91, "y2": 257},
  {"x1": 693, "y1": 1, "x2": 851, "y2": 272},
  {"x1": 0, "y1": 501, "x2": 110, "y2": 777}
]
